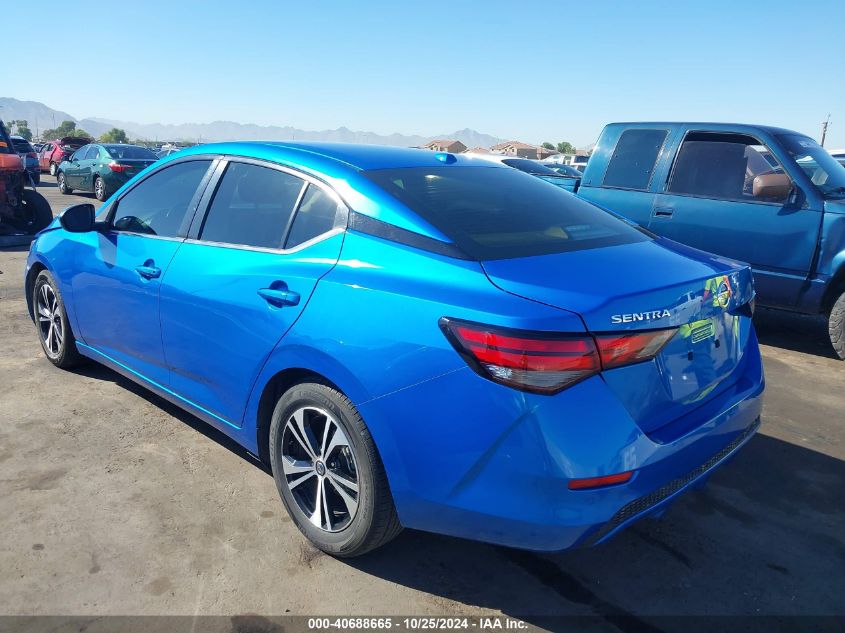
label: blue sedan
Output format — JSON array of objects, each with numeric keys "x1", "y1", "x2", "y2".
[{"x1": 25, "y1": 142, "x2": 764, "y2": 557}]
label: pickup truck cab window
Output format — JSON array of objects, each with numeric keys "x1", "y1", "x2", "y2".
[
  {"x1": 667, "y1": 132, "x2": 792, "y2": 204},
  {"x1": 602, "y1": 129, "x2": 668, "y2": 190}
]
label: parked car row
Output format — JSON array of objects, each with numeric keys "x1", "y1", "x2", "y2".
[{"x1": 56, "y1": 143, "x2": 159, "y2": 201}]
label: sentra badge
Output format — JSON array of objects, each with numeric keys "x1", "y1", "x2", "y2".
[{"x1": 611, "y1": 309, "x2": 672, "y2": 324}]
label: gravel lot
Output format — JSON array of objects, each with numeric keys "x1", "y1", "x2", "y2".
[{"x1": 1, "y1": 177, "x2": 843, "y2": 626}]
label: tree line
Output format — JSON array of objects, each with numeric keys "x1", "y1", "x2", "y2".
[
  {"x1": 542, "y1": 141, "x2": 576, "y2": 154},
  {"x1": 7, "y1": 119, "x2": 130, "y2": 145}
]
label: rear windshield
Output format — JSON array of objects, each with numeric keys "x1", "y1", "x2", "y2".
[
  {"x1": 364, "y1": 166, "x2": 648, "y2": 260},
  {"x1": 501, "y1": 158, "x2": 560, "y2": 176},
  {"x1": 11, "y1": 139, "x2": 34, "y2": 153},
  {"x1": 103, "y1": 145, "x2": 157, "y2": 160}
]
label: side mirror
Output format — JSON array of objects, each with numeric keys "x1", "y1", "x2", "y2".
[
  {"x1": 753, "y1": 173, "x2": 792, "y2": 202},
  {"x1": 60, "y1": 203, "x2": 95, "y2": 233}
]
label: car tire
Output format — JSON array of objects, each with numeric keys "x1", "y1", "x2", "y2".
[
  {"x1": 829, "y1": 291, "x2": 845, "y2": 360},
  {"x1": 32, "y1": 270, "x2": 85, "y2": 369},
  {"x1": 20, "y1": 189, "x2": 53, "y2": 233},
  {"x1": 94, "y1": 176, "x2": 107, "y2": 202},
  {"x1": 269, "y1": 382, "x2": 402, "y2": 557},
  {"x1": 57, "y1": 171, "x2": 71, "y2": 194},
  {"x1": 49, "y1": 162, "x2": 57, "y2": 176}
]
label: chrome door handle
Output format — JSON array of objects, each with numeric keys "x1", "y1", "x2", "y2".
[
  {"x1": 135, "y1": 264, "x2": 161, "y2": 280},
  {"x1": 258, "y1": 287, "x2": 300, "y2": 307}
]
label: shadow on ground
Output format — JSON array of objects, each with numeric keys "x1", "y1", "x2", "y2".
[
  {"x1": 754, "y1": 308, "x2": 838, "y2": 359},
  {"x1": 72, "y1": 361, "x2": 845, "y2": 625}
]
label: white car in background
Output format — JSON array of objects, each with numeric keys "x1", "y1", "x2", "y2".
[{"x1": 828, "y1": 148, "x2": 845, "y2": 167}]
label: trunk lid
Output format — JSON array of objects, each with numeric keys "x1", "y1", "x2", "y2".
[
  {"x1": 482, "y1": 239, "x2": 755, "y2": 434},
  {"x1": 114, "y1": 159, "x2": 156, "y2": 175}
]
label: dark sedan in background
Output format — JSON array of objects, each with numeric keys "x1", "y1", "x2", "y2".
[
  {"x1": 10, "y1": 136, "x2": 40, "y2": 185},
  {"x1": 57, "y1": 144, "x2": 158, "y2": 201}
]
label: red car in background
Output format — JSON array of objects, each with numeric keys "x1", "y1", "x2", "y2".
[{"x1": 39, "y1": 137, "x2": 90, "y2": 176}]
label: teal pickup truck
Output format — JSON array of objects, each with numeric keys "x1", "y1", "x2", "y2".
[{"x1": 574, "y1": 122, "x2": 845, "y2": 359}]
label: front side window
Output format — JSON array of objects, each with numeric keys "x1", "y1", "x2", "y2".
[
  {"x1": 602, "y1": 129, "x2": 667, "y2": 190},
  {"x1": 365, "y1": 166, "x2": 648, "y2": 260},
  {"x1": 112, "y1": 160, "x2": 212, "y2": 237},
  {"x1": 199, "y1": 162, "x2": 305, "y2": 249},
  {"x1": 668, "y1": 132, "x2": 791, "y2": 203}
]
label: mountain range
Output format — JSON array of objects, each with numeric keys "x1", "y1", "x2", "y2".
[{"x1": 0, "y1": 97, "x2": 502, "y2": 148}]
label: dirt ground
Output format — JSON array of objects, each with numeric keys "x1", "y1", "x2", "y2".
[{"x1": 0, "y1": 177, "x2": 842, "y2": 627}]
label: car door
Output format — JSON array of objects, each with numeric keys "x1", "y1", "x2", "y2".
[
  {"x1": 77, "y1": 144, "x2": 101, "y2": 191},
  {"x1": 70, "y1": 159, "x2": 216, "y2": 385},
  {"x1": 62, "y1": 146, "x2": 87, "y2": 187},
  {"x1": 648, "y1": 131, "x2": 822, "y2": 307},
  {"x1": 159, "y1": 158, "x2": 346, "y2": 428},
  {"x1": 39, "y1": 143, "x2": 52, "y2": 171}
]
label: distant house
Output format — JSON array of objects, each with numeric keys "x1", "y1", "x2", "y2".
[
  {"x1": 422, "y1": 139, "x2": 467, "y2": 153},
  {"x1": 491, "y1": 140, "x2": 558, "y2": 160},
  {"x1": 536, "y1": 146, "x2": 559, "y2": 160}
]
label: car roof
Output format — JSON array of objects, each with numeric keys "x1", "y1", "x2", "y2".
[
  {"x1": 175, "y1": 141, "x2": 509, "y2": 172},
  {"x1": 160, "y1": 141, "x2": 509, "y2": 243},
  {"x1": 603, "y1": 121, "x2": 809, "y2": 138}
]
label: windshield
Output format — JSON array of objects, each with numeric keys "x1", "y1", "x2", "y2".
[
  {"x1": 364, "y1": 166, "x2": 648, "y2": 260},
  {"x1": 779, "y1": 134, "x2": 845, "y2": 198},
  {"x1": 103, "y1": 145, "x2": 157, "y2": 160}
]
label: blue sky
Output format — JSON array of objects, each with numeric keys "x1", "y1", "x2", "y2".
[{"x1": 7, "y1": 0, "x2": 844, "y2": 147}]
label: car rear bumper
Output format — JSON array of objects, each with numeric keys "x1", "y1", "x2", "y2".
[{"x1": 358, "y1": 326, "x2": 764, "y2": 551}]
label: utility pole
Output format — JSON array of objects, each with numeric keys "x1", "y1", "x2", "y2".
[{"x1": 820, "y1": 114, "x2": 831, "y2": 147}]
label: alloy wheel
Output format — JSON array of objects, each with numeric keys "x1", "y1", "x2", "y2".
[
  {"x1": 280, "y1": 406, "x2": 360, "y2": 532},
  {"x1": 95, "y1": 178, "x2": 105, "y2": 200},
  {"x1": 36, "y1": 283, "x2": 63, "y2": 358}
]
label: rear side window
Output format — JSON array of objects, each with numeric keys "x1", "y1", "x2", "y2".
[
  {"x1": 364, "y1": 166, "x2": 648, "y2": 260},
  {"x1": 112, "y1": 160, "x2": 212, "y2": 237},
  {"x1": 285, "y1": 184, "x2": 340, "y2": 248},
  {"x1": 602, "y1": 129, "x2": 667, "y2": 190},
  {"x1": 199, "y1": 162, "x2": 305, "y2": 249}
]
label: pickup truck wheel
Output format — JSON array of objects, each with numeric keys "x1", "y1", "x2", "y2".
[{"x1": 829, "y1": 292, "x2": 845, "y2": 360}]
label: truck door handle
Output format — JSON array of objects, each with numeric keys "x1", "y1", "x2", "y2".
[
  {"x1": 653, "y1": 206, "x2": 674, "y2": 218},
  {"x1": 135, "y1": 263, "x2": 161, "y2": 279},
  {"x1": 258, "y1": 286, "x2": 300, "y2": 308}
]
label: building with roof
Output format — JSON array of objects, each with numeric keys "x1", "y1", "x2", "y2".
[{"x1": 422, "y1": 139, "x2": 467, "y2": 153}]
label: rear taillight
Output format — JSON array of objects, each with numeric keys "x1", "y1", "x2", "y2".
[
  {"x1": 594, "y1": 329, "x2": 677, "y2": 370},
  {"x1": 440, "y1": 318, "x2": 677, "y2": 395},
  {"x1": 108, "y1": 162, "x2": 128, "y2": 172}
]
